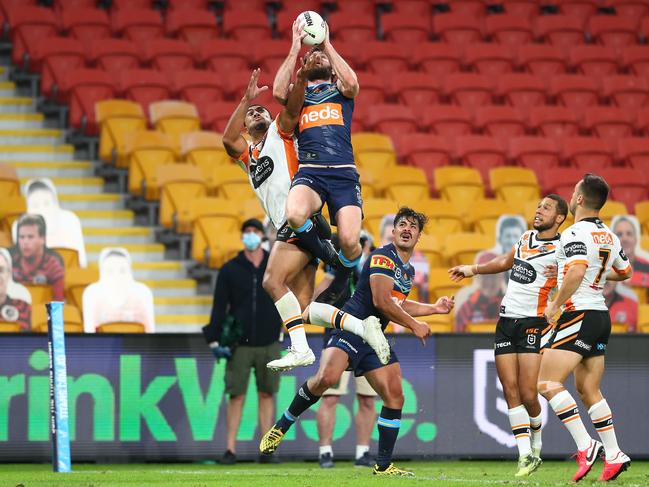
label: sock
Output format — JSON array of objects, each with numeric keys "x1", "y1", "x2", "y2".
[
  {"x1": 549, "y1": 390, "x2": 592, "y2": 451},
  {"x1": 275, "y1": 381, "x2": 321, "y2": 433},
  {"x1": 508, "y1": 405, "x2": 532, "y2": 458},
  {"x1": 338, "y1": 249, "x2": 361, "y2": 269},
  {"x1": 530, "y1": 412, "x2": 543, "y2": 454},
  {"x1": 291, "y1": 220, "x2": 336, "y2": 266},
  {"x1": 315, "y1": 265, "x2": 352, "y2": 304},
  {"x1": 275, "y1": 291, "x2": 309, "y2": 352},
  {"x1": 376, "y1": 407, "x2": 401, "y2": 469},
  {"x1": 309, "y1": 302, "x2": 365, "y2": 337},
  {"x1": 356, "y1": 445, "x2": 369, "y2": 460},
  {"x1": 319, "y1": 445, "x2": 333, "y2": 457},
  {"x1": 588, "y1": 398, "x2": 620, "y2": 461}
]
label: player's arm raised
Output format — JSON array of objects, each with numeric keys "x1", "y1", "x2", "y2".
[
  {"x1": 273, "y1": 21, "x2": 306, "y2": 105},
  {"x1": 222, "y1": 68, "x2": 268, "y2": 158},
  {"x1": 370, "y1": 274, "x2": 431, "y2": 344},
  {"x1": 278, "y1": 54, "x2": 313, "y2": 134},
  {"x1": 322, "y1": 23, "x2": 359, "y2": 98},
  {"x1": 448, "y1": 248, "x2": 515, "y2": 282}
]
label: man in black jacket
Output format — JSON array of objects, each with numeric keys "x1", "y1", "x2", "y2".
[{"x1": 203, "y1": 218, "x2": 283, "y2": 465}]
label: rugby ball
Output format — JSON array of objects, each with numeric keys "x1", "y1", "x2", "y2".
[{"x1": 297, "y1": 11, "x2": 326, "y2": 46}]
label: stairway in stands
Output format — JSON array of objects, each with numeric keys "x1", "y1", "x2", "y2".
[{"x1": 0, "y1": 62, "x2": 211, "y2": 333}]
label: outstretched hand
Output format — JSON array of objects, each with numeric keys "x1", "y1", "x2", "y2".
[
  {"x1": 434, "y1": 296, "x2": 455, "y2": 314},
  {"x1": 292, "y1": 20, "x2": 308, "y2": 50},
  {"x1": 296, "y1": 52, "x2": 318, "y2": 82},
  {"x1": 448, "y1": 265, "x2": 475, "y2": 282},
  {"x1": 244, "y1": 68, "x2": 268, "y2": 102}
]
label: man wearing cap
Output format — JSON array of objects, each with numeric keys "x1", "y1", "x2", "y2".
[{"x1": 202, "y1": 218, "x2": 283, "y2": 465}]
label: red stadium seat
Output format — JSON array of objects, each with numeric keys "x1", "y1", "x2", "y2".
[
  {"x1": 327, "y1": 41, "x2": 361, "y2": 70},
  {"x1": 589, "y1": 15, "x2": 637, "y2": 48},
  {"x1": 641, "y1": 16, "x2": 649, "y2": 43},
  {"x1": 274, "y1": 10, "x2": 298, "y2": 40},
  {"x1": 393, "y1": 133, "x2": 452, "y2": 178},
  {"x1": 254, "y1": 40, "x2": 293, "y2": 76},
  {"x1": 444, "y1": 73, "x2": 494, "y2": 111},
  {"x1": 583, "y1": 106, "x2": 635, "y2": 138},
  {"x1": 433, "y1": 13, "x2": 483, "y2": 46},
  {"x1": 328, "y1": 11, "x2": 376, "y2": 43},
  {"x1": 622, "y1": 45, "x2": 649, "y2": 77},
  {"x1": 602, "y1": 75, "x2": 649, "y2": 111},
  {"x1": 336, "y1": 0, "x2": 375, "y2": 12},
  {"x1": 550, "y1": 75, "x2": 599, "y2": 116},
  {"x1": 363, "y1": 42, "x2": 410, "y2": 75},
  {"x1": 474, "y1": 105, "x2": 526, "y2": 138},
  {"x1": 517, "y1": 44, "x2": 567, "y2": 79},
  {"x1": 414, "y1": 43, "x2": 462, "y2": 77},
  {"x1": 111, "y1": 9, "x2": 164, "y2": 43},
  {"x1": 381, "y1": 13, "x2": 430, "y2": 43},
  {"x1": 90, "y1": 39, "x2": 141, "y2": 72},
  {"x1": 61, "y1": 68, "x2": 115, "y2": 135},
  {"x1": 222, "y1": 0, "x2": 268, "y2": 11},
  {"x1": 8, "y1": 6, "x2": 60, "y2": 69},
  {"x1": 199, "y1": 101, "x2": 236, "y2": 132},
  {"x1": 599, "y1": 167, "x2": 649, "y2": 210},
  {"x1": 143, "y1": 39, "x2": 195, "y2": 74},
  {"x1": 120, "y1": 69, "x2": 171, "y2": 113},
  {"x1": 356, "y1": 71, "x2": 388, "y2": 105},
  {"x1": 456, "y1": 135, "x2": 507, "y2": 182},
  {"x1": 465, "y1": 43, "x2": 516, "y2": 75},
  {"x1": 485, "y1": 14, "x2": 534, "y2": 46},
  {"x1": 53, "y1": 0, "x2": 96, "y2": 11},
  {"x1": 535, "y1": 15, "x2": 585, "y2": 50},
  {"x1": 111, "y1": 0, "x2": 152, "y2": 9},
  {"x1": 529, "y1": 105, "x2": 579, "y2": 138},
  {"x1": 446, "y1": 0, "x2": 486, "y2": 17},
  {"x1": 200, "y1": 40, "x2": 251, "y2": 73},
  {"x1": 617, "y1": 137, "x2": 649, "y2": 169},
  {"x1": 502, "y1": 0, "x2": 539, "y2": 19},
  {"x1": 352, "y1": 103, "x2": 368, "y2": 132},
  {"x1": 167, "y1": 0, "x2": 211, "y2": 9},
  {"x1": 509, "y1": 136, "x2": 561, "y2": 173},
  {"x1": 391, "y1": 73, "x2": 442, "y2": 108},
  {"x1": 421, "y1": 105, "x2": 472, "y2": 136},
  {"x1": 34, "y1": 37, "x2": 85, "y2": 99},
  {"x1": 172, "y1": 70, "x2": 225, "y2": 106},
  {"x1": 223, "y1": 12, "x2": 271, "y2": 41},
  {"x1": 558, "y1": 0, "x2": 599, "y2": 23},
  {"x1": 392, "y1": 0, "x2": 432, "y2": 16},
  {"x1": 366, "y1": 105, "x2": 418, "y2": 139},
  {"x1": 166, "y1": 9, "x2": 220, "y2": 48},
  {"x1": 497, "y1": 73, "x2": 546, "y2": 115},
  {"x1": 61, "y1": 8, "x2": 110, "y2": 43},
  {"x1": 562, "y1": 136, "x2": 615, "y2": 170},
  {"x1": 608, "y1": 0, "x2": 649, "y2": 19},
  {"x1": 227, "y1": 70, "x2": 274, "y2": 105},
  {"x1": 540, "y1": 167, "x2": 583, "y2": 199},
  {"x1": 569, "y1": 45, "x2": 619, "y2": 77}
]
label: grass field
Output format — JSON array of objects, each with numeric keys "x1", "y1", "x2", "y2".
[{"x1": 1, "y1": 461, "x2": 648, "y2": 487}]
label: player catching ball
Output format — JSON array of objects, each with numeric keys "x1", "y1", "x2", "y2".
[{"x1": 449, "y1": 194, "x2": 568, "y2": 478}]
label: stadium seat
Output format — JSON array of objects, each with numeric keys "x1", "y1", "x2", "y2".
[
  {"x1": 464, "y1": 43, "x2": 516, "y2": 75},
  {"x1": 417, "y1": 199, "x2": 464, "y2": 234},
  {"x1": 357, "y1": 168, "x2": 378, "y2": 199},
  {"x1": 181, "y1": 131, "x2": 230, "y2": 194},
  {"x1": 391, "y1": 0, "x2": 432, "y2": 16},
  {"x1": 123, "y1": 131, "x2": 177, "y2": 199},
  {"x1": 393, "y1": 134, "x2": 452, "y2": 179},
  {"x1": 62, "y1": 68, "x2": 115, "y2": 135},
  {"x1": 444, "y1": 73, "x2": 494, "y2": 111},
  {"x1": 356, "y1": 71, "x2": 388, "y2": 105},
  {"x1": 362, "y1": 198, "x2": 398, "y2": 239},
  {"x1": 328, "y1": 11, "x2": 376, "y2": 42},
  {"x1": 366, "y1": 105, "x2": 418, "y2": 144},
  {"x1": 0, "y1": 195, "x2": 26, "y2": 235},
  {"x1": 351, "y1": 132, "x2": 397, "y2": 173},
  {"x1": 599, "y1": 200, "x2": 629, "y2": 225},
  {"x1": 635, "y1": 200, "x2": 649, "y2": 234},
  {"x1": 497, "y1": 74, "x2": 547, "y2": 116},
  {"x1": 602, "y1": 75, "x2": 649, "y2": 111},
  {"x1": 517, "y1": 44, "x2": 567, "y2": 79},
  {"x1": 221, "y1": 0, "x2": 268, "y2": 11},
  {"x1": 53, "y1": 0, "x2": 96, "y2": 11},
  {"x1": 172, "y1": 70, "x2": 225, "y2": 106},
  {"x1": 466, "y1": 321, "x2": 498, "y2": 333},
  {"x1": 253, "y1": 40, "x2": 295, "y2": 76},
  {"x1": 120, "y1": 69, "x2": 172, "y2": 113},
  {"x1": 34, "y1": 36, "x2": 85, "y2": 100},
  {"x1": 455, "y1": 135, "x2": 507, "y2": 182},
  {"x1": 599, "y1": 167, "x2": 649, "y2": 212},
  {"x1": 240, "y1": 198, "x2": 265, "y2": 223},
  {"x1": 8, "y1": 6, "x2": 60, "y2": 69},
  {"x1": 187, "y1": 197, "x2": 241, "y2": 259},
  {"x1": 64, "y1": 267, "x2": 98, "y2": 309},
  {"x1": 617, "y1": 136, "x2": 649, "y2": 170},
  {"x1": 583, "y1": 106, "x2": 634, "y2": 138},
  {"x1": 200, "y1": 101, "x2": 236, "y2": 132},
  {"x1": 474, "y1": 105, "x2": 526, "y2": 138},
  {"x1": 534, "y1": 15, "x2": 585, "y2": 49},
  {"x1": 489, "y1": 167, "x2": 540, "y2": 208},
  {"x1": 166, "y1": 8, "x2": 220, "y2": 48},
  {"x1": 421, "y1": 105, "x2": 472, "y2": 137},
  {"x1": 550, "y1": 75, "x2": 599, "y2": 116},
  {"x1": 413, "y1": 43, "x2": 462, "y2": 77},
  {"x1": 622, "y1": 45, "x2": 649, "y2": 77},
  {"x1": 158, "y1": 163, "x2": 208, "y2": 232},
  {"x1": 143, "y1": 39, "x2": 195, "y2": 73},
  {"x1": 445, "y1": 0, "x2": 486, "y2": 17},
  {"x1": 363, "y1": 42, "x2": 410, "y2": 75},
  {"x1": 111, "y1": 8, "x2": 164, "y2": 43},
  {"x1": 379, "y1": 166, "x2": 430, "y2": 207},
  {"x1": 0, "y1": 322, "x2": 22, "y2": 333},
  {"x1": 96, "y1": 99, "x2": 147, "y2": 165},
  {"x1": 589, "y1": 15, "x2": 637, "y2": 48},
  {"x1": 635, "y1": 107, "x2": 649, "y2": 134},
  {"x1": 23, "y1": 283, "x2": 52, "y2": 306},
  {"x1": 61, "y1": 8, "x2": 110, "y2": 43},
  {"x1": 485, "y1": 14, "x2": 534, "y2": 46},
  {"x1": 32, "y1": 304, "x2": 83, "y2": 333},
  {"x1": 381, "y1": 13, "x2": 430, "y2": 43},
  {"x1": 223, "y1": 12, "x2": 271, "y2": 41},
  {"x1": 391, "y1": 73, "x2": 442, "y2": 109},
  {"x1": 609, "y1": 0, "x2": 649, "y2": 19},
  {"x1": 111, "y1": 0, "x2": 152, "y2": 9},
  {"x1": 444, "y1": 232, "x2": 495, "y2": 266},
  {"x1": 420, "y1": 313, "x2": 454, "y2": 334},
  {"x1": 569, "y1": 45, "x2": 619, "y2": 77},
  {"x1": 638, "y1": 304, "x2": 649, "y2": 333},
  {"x1": 226, "y1": 70, "x2": 275, "y2": 106},
  {"x1": 415, "y1": 233, "x2": 445, "y2": 268},
  {"x1": 540, "y1": 167, "x2": 583, "y2": 199},
  {"x1": 558, "y1": 0, "x2": 599, "y2": 23},
  {"x1": 464, "y1": 198, "x2": 513, "y2": 235},
  {"x1": 562, "y1": 137, "x2": 615, "y2": 171},
  {"x1": 0, "y1": 164, "x2": 20, "y2": 196},
  {"x1": 433, "y1": 13, "x2": 483, "y2": 46},
  {"x1": 90, "y1": 39, "x2": 141, "y2": 72},
  {"x1": 509, "y1": 136, "x2": 561, "y2": 173},
  {"x1": 149, "y1": 100, "x2": 201, "y2": 138},
  {"x1": 213, "y1": 164, "x2": 254, "y2": 200},
  {"x1": 528, "y1": 105, "x2": 579, "y2": 138},
  {"x1": 96, "y1": 322, "x2": 146, "y2": 333},
  {"x1": 200, "y1": 40, "x2": 251, "y2": 73},
  {"x1": 434, "y1": 166, "x2": 485, "y2": 216},
  {"x1": 52, "y1": 247, "x2": 79, "y2": 269}
]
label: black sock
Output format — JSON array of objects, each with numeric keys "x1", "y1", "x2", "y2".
[
  {"x1": 376, "y1": 407, "x2": 402, "y2": 469},
  {"x1": 275, "y1": 381, "x2": 321, "y2": 433},
  {"x1": 291, "y1": 220, "x2": 338, "y2": 266},
  {"x1": 315, "y1": 265, "x2": 352, "y2": 304}
]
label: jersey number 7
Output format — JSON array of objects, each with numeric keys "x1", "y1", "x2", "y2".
[{"x1": 594, "y1": 248, "x2": 611, "y2": 286}]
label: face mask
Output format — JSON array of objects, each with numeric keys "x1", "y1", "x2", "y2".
[{"x1": 242, "y1": 232, "x2": 262, "y2": 251}]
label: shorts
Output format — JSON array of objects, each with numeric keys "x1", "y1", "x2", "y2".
[
  {"x1": 494, "y1": 316, "x2": 552, "y2": 355},
  {"x1": 276, "y1": 213, "x2": 330, "y2": 266},
  {"x1": 224, "y1": 342, "x2": 282, "y2": 396},
  {"x1": 547, "y1": 310, "x2": 611, "y2": 357},
  {"x1": 322, "y1": 370, "x2": 378, "y2": 397},
  {"x1": 325, "y1": 329, "x2": 398, "y2": 377},
  {"x1": 291, "y1": 166, "x2": 363, "y2": 225}
]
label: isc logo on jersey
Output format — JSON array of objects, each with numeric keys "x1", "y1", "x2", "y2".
[
  {"x1": 371, "y1": 255, "x2": 395, "y2": 270},
  {"x1": 299, "y1": 103, "x2": 344, "y2": 130}
]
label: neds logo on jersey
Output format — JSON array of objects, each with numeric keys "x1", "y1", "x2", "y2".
[
  {"x1": 591, "y1": 232, "x2": 613, "y2": 245},
  {"x1": 299, "y1": 103, "x2": 344, "y2": 130}
]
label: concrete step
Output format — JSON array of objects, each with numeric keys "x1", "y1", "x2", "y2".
[
  {"x1": 144, "y1": 279, "x2": 198, "y2": 298},
  {"x1": 87, "y1": 243, "x2": 166, "y2": 262},
  {"x1": 76, "y1": 209, "x2": 134, "y2": 227},
  {"x1": 132, "y1": 261, "x2": 188, "y2": 280},
  {"x1": 60, "y1": 193, "x2": 124, "y2": 211},
  {"x1": 0, "y1": 97, "x2": 33, "y2": 113},
  {"x1": 12, "y1": 161, "x2": 93, "y2": 178},
  {"x1": 156, "y1": 314, "x2": 208, "y2": 333},
  {"x1": 0, "y1": 81, "x2": 14, "y2": 96},
  {"x1": 2, "y1": 144, "x2": 73, "y2": 160},
  {"x1": 20, "y1": 177, "x2": 103, "y2": 193},
  {"x1": 154, "y1": 295, "x2": 212, "y2": 316},
  {"x1": 0, "y1": 113, "x2": 44, "y2": 128},
  {"x1": 83, "y1": 226, "x2": 153, "y2": 245},
  {"x1": 0, "y1": 128, "x2": 61, "y2": 144}
]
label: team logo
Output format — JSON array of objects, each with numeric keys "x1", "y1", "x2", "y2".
[
  {"x1": 619, "y1": 248, "x2": 629, "y2": 261},
  {"x1": 299, "y1": 103, "x2": 344, "y2": 130},
  {"x1": 527, "y1": 334, "x2": 537, "y2": 346},
  {"x1": 370, "y1": 255, "x2": 395, "y2": 270},
  {"x1": 394, "y1": 267, "x2": 402, "y2": 279},
  {"x1": 355, "y1": 184, "x2": 362, "y2": 205},
  {"x1": 1, "y1": 304, "x2": 18, "y2": 322},
  {"x1": 249, "y1": 155, "x2": 274, "y2": 189}
]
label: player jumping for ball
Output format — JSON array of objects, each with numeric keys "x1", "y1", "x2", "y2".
[
  {"x1": 260, "y1": 208, "x2": 454, "y2": 476},
  {"x1": 449, "y1": 194, "x2": 568, "y2": 478}
]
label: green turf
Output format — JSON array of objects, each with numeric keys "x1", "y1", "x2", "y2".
[{"x1": 1, "y1": 461, "x2": 647, "y2": 487}]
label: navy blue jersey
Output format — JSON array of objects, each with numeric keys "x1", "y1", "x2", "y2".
[
  {"x1": 342, "y1": 244, "x2": 415, "y2": 329},
  {"x1": 296, "y1": 82, "x2": 354, "y2": 166}
]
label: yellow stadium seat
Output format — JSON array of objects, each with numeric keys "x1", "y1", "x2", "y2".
[
  {"x1": 631, "y1": 286, "x2": 648, "y2": 305},
  {"x1": 522, "y1": 199, "x2": 540, "y2": 228},
  {"x1": 380, "y1": 166, "x2": 430, "y2": 207},
  {"x1": 213, "y1": 164, "x2": 254, "y2": 200},
  {"x1": 0, "y1": 322, "x2": 22, "y2": 332},
  {"x1": 96, "y1": 99, "x2": 146, "y2": 164},
  {"x1": 0, "y1": 231, "x2": 11, "y2": 247},
  {"x1": 157, "y1": 164, "x2": 208, "y2": 232},
  {"x1": 65, "y1": 267, "x2": 99, "y2": 309},
  {"x1": 466, "y1": 321, "x2": 497, "y2": 333},
  {"x1": 31, "y1": 304, "x2": 83, "y2": 333},
  {"x1": 96, "y1": 322, "x2": 146, "y2": 333},
  {"x1": 635, "y1": 200, "x2": 649, "y2": 235},
  {"x1": 25, "y1": 283, "x2": 53, "y2": 305},
  {"x1": 205, "y1": 231, "x2": 243, "y2": 269},
  {"x1": 489, "y1": 167, "x2": 540, "y2": 209},
  {"x1": 417, "y1": 199, "x2": 464, "y2": 235},
  {"x1": 352, "y1": 132, "x2": 397, "y2": 172},
  {"x1": 0, "y1": 195, "x2": 26, "y2": 235},
  {"x1": 124, "y1": 131, "x2": 177, "y2": 200},
  {"x1": 362, "y1": 198, "x2": 398, "y2": 241},
  {"x1": 599, "y1": 200, "x2": 628, "y2": 227},
  {"x1": 428, "y1": 267, "x2": 472, "y2": 301},
  {"x1": 638, "y1": 304, "x2": 649, "y2": 333},
  {"x1": 611, "y1": 322, "x2": 629, "y2": 334},
  {"x1": 444, "y1": 232, "x2": 495, "y2": 266},
  {"x1": 434, "y1": 166, "x2": 484, "y2": 217},
  {"x1": 52, "y1": 247, "x2": 80, "y2": 269},
  {"x1": 241, "y1": 198, "x2": 265, "y2": 223},
  {"x1": 420, "y1": 313, "x2": 453, "y2": 333},
  {"x1": 357, "y1": 168, "x2": 378, "y2": 199},
  {"x1": 642, "y1": 235, "x2": 649, "y2": 250},
  {"x1": 417, "y1": 233, "x2": 445, "y2": 268},
  {"x1": 181, "y1": 131, "x2": 231, "y2": 194},
  {"x1": 149, "y1": 100, "x2": 200, "y2": 138},
  {"x1": 190, "y1": 200, "x2": 241, "y2": 266},
  {"x1": 465, "y1": 199, "x2": 514, "y2": 236},
  {"x1": 0, "y1": 163, "x2": 20, "y2": 197}
]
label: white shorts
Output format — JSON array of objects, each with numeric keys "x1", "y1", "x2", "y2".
[{"x1": 322, "y1": 370, "x2": 377, "y2": 397}]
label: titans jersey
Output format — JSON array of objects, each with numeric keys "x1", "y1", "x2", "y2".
[
  {"x1": 342, "y1": 243, "x2": 414, "y2": 329},
  {"x1": 500, "y1": 230, "x2": 559, "y2": 319},
  {"x1": 296, "y1": 82, "x2": 355, "y2": 166}
]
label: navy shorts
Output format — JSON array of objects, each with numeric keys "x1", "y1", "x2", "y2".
[
  {"x1": 325, "y1": 329, "x2": 398, "y2": 377},
  {"x1": 291, "y1": 166, "x2": 363, "y2": 225}
]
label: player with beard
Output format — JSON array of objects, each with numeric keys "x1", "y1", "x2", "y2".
[
  {"x1": 260, "y1": 207, "x2": 455, "y2": 477},
  {"x1": 449, "y1": 195, "x2": 568, "y2": 478},
  {"x1": 222, "y1": 50, "x2": 387, "y2": 371}
]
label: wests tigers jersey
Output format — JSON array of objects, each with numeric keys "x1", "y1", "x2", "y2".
[{"x1": 501, "y1": 230, "x2": 560, "y2": 318}]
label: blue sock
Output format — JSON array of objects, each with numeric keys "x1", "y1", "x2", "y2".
[
  {"x1": 377, "y1": 407, "x2": 402, "y2": 469},
  {"x1": 338, "y1": 250, "x2": 361, "y2": 269}
]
